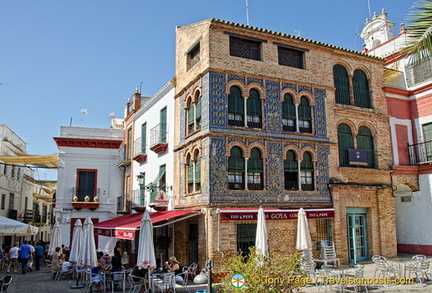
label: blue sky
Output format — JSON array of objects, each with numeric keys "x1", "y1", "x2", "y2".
[{"x1": 0, "y1": 0, "x2": 414, "y2": 179}]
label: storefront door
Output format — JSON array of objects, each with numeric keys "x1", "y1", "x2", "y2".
[{"x1": 346, "y1": 208, "x2": 368, "y2": 263}]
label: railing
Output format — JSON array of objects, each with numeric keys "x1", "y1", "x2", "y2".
[
  {"x1": 71, "y1": 187, "x2": 100, "y2": 202},
  {"x1": 406, "y1": 57, "x2": 432, "y2": 87},
  {"x1": 408, "y1": 140, "x2": 432, "y2": 165},
  {"x1": 150, "y1": 123, "x2": 168, "y2": 148},
  {"x1": 118, "y1": 146, "x2": 126, "y2": 162},
  {"x1": 134, "y1": 138, "x2": 145, "y2": 156}
]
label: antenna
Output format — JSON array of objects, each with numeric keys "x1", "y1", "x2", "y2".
[
  {"x1": 366, "y1": 0, "x2": 372, "y2": 20},
  {"x1": 245, "y1": 0, "x2": 250, "y2": 25}
]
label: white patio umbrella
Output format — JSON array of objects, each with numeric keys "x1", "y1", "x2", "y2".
[
  {"x1": 0, "y1": 215, "x2": 39, "y2": 236},
  {"x1": 48, "y1": 221, "x2": 62, "y2": 256},
  {"x1": 69, "y1": 219, "x2": 83, "y2": 263},
  {"x1": 296, "y1": 208, "x2": 312, "y2": 251},
  {"x1": 255, "y1": 207, "x2": 269, "y2": 257},
  {"x1": 78, "y1": 217, "x2": 98, "y2": 268},
  {"x1": 136, "y1": 210, "x2": 156, "y2": 269}
]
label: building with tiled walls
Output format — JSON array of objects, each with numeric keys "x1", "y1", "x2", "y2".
[
  {"x1": 362, "y1": 10, "x2": 432, "y2": 255},
  {"x1": 172, "y1": 18, "x2": 396, "y2": 269}
]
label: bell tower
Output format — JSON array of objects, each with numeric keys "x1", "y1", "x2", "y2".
[{"x1": 360, "y1": 9, "x2": 395, "y2": 50}]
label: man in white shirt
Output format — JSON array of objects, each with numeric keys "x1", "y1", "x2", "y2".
[
  {"x1": 61, "y1": 260, "x2": 73, "y2": 279},
  {"x1": 7, "y1": 243, "x2": 19, "y2": 273}
]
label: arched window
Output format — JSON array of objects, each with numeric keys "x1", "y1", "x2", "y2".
[
  {"x1": 228, "y1": 146, "x2": 245, "y2": 190},
  {"x1": 228, "y1": 86, "x2": 244, "y2": 126},
  {"x1": 282, "y1": 93, "x2": 296, "y2": 132},
  {"x1": 333, "y1": 65, "x2": 351, "y2": 105},
  {"x1": 187, "y1": 154, "x2": 194, "y2": 193},
  {"x1": 284, "y1": 150, "x2": 298, "y2": 190},
  {"x1": 338, "y1": 124, "x2": 354, "y2": 167},
  {"x1": 357, "y1": 126, "x2": 375, "y2": 168},
  {"x1": 196, "y1": 95, "x2": 202, "y2": 130},
  {"x1": 187, "y1": 99, "x2": 195, "y2": 135},
  {"x1": 247, "y1": 89, "x2": 262, "y2": 128},
  {"x1": 353, "y1": 69, "x2": 371, "y2": 108},
  {"x1": 300, "y1": 152, "x2": 314, "y2": 190},
  {"x1": 248, "y1": 148, "x2": 263, "y2": 190},
  {"x1": 298, "y1": 96, "x2": 312, "y2": 133}
]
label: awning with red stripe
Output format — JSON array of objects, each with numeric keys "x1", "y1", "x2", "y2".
[
  {"x1": 218, "y1": 208, "x2": 334, "y2": 221},
  {"x1": 94, "y1": 209, "x2": 201, "y2": 240}
]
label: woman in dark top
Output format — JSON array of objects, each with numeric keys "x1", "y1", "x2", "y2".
[
  {"x1": 110, "y1": 256, "x2": 124, "y2": 272},
  {"x1": 114, "y1": 241, "x2": 123, "y2": 259}
]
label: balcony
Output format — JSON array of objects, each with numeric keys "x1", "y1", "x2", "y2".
[
  {"x1": 408, "y1": 140, "x2": 432, "y2": 165},
  {"x1": 71, "y1": 187, "x2": 100, "y2": 210},
  {"x1": 117, "y1": 146, "x2": 131, "y2": 167},
  {"x1": 150, "y1": 123, "x2": 168, "y2": 154},
  {"x1": 133, "y1": 138, "x2": 147, "y2": 163}
]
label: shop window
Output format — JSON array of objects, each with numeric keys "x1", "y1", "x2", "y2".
[{"x1": 237, "y1": 224, "x2": 256, "y2": 257}]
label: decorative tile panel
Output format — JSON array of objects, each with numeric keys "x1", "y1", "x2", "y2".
[
  {"x1": 298, "y1": 85, "x2": 312, "y2": 94},
  {"x1": 266, "y1": 141, "x2": 283, "y2": 193},
  {"x1": 209, "y1": 137, "x2": 227, "y2": 195},
  {"x1": 282, "y1": 82, "x2": 297, "y2": 92},
  {"x1": 247, "y1": 77, "x2": 264, "y2": 87},
  {"x1": 209, "y1": 72, "x2": 226, "y2": 128},
  {"x1": 314, "y1": 88, "x2": 327, "y2": 138},
  {"x1": 227, "y1": 74, "x2": 245, "y2": 84},
  {"x1": 265, "y1": 81, "x2": 281, "y2": 132}
]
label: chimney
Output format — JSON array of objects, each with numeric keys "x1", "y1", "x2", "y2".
[{"x1": 133, "y1": 88, "x2": 141, "y2": 111}]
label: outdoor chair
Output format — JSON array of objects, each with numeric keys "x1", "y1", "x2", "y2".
[
  {"x1": 127, "y1": 274, "x2": 147, "y2": 293},
  {"x1": 183, "y1": 262, "x2": 198, "y2": 280},
  {"x1": 371, "y1": 255, "x2": 387, "y2": 277},
  {"x1": 351, "y1": 264, "x2": 369, "y2": 293},
  {"x1": 156, "y1": 273, "x2": 175, "y2": 293},
  {"x1": 300, "y1": 260, "x2": 316, "y2": 279},
  {"x1": 176, "y1": 272, "x2": 191, "y2": 293},
  {"x1": 0, "y1": 276, "x2": 12, "y2": 293},
  {"x1": 45, "y1": 259, "x2": 52, "y2": 272},
  {"x1": 407, "y1": 259, "x2": 430, "y2": 284},
  {"x1": 109, "y1": 271, "x2": 125, "y2": 293},
  {"x1": 316, "y1": 264, "x2": 337, "y2": 292},
  {"x1": 319, "y1": 241, "x2": 340, "y2": 267},
  {"x1": 374, "y1": 259, "x2": 399, "y2": 279}
]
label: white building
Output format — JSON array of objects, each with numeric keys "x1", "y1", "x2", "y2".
[
  {"x1": 54, "y1": 125, "x2": 124, "y2": 250},
  {"x1": 362, "y1": 10, "x2": 432, "y2": 255}
]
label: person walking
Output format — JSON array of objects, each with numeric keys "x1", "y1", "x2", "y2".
[
  {"x1": 19, "y1": 240, "x2": 32, "y2": 274},
  {"x1": 7, "y1": 243, "x2": 19, "y2": 273},
  {"x1": 34, "y1": 241, "x2": 45, "y2": 271}
]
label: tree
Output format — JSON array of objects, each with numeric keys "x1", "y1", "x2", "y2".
[
  {"x1": 216, "y1": 248, "x2": 307, "y2": 293},
  {"x1": 402, "y1": 0, "x2": 432, "y2": 63}
]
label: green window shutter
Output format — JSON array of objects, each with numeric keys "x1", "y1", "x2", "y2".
[
  {"x1": 188, "y1": 162, "x2": 194, "y2": 183},
  {"x1": 300, "y1": 152, "x2": 314, "y2": 171},
  {"x1": 187, "y1": 103, "x2": 195, "y2": 126},
  {"x1": 195, "y1": 156, "x2": 201, "y2": 183},
  {"x1": 248, "y1": 148, "x2": 263, "y2": 172},
  {"x1": 282, "y1": 94, "x2": 296, "y2": 119},
  {"x1": 141, "y1": 123, "x2": 146, "y2": 154},
  {"x1": 228, "y1": 147, "x2": 244, "y2": 172},
  {"x1": 298, "y1": 97, "x2": 311, "y2": 120},
  {"x1": 333, "y1": 65, "x2": 351, "y2": 105},
  {"x1": 338, "y1": 124, "x2": 354, "y2": 166},
  {"x1": 353, "y1": 69, "x2": 371, "y2": 108},
  {"x1": 284, "y1": 150, "x2": 298, "y2": 171},
  {"x1": 160, "y1": 107, "x2": 167, "y2": 143},
  {"x1": 357, "y1": 126, "x2": 375, "y2": 167},
  {"x1": 228, "y1": 86, "x2": 244, "y2": 115},
  {"x1": 196, "y1": 98, "x2": 202, "y2": 119},
  {"x1": 247, "y1": 89, "x2": 262, "y2": 116}
]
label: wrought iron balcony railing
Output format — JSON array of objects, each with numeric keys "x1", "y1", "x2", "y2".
[{"x1": 408, "y1": 140, "x2": 432, "y2": 165}]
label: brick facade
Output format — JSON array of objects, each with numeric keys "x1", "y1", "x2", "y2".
[{"x1": 172, "y1": 19, "x2": 397, "y2": 272}]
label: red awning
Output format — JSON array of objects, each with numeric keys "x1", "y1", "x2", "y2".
[
  {"x1": 94, "y1": 209, "x2": 201, "y2": 240},
  {"x1": 218, "y1": 208, "x2": 334, "y2": 221}
]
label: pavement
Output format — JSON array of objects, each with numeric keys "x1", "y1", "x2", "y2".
[{"x1": 1, "y1": 254, "x2": 432, "y2": 292}]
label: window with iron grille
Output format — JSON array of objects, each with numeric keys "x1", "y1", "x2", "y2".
[
  {"x1": 230, "y1": 36, "x2": 261, "y2": 61},
  {"x1": 333, "y1": 65, "x2": 351, "y2": 105},
  {"x1": 246, "y1": 89, "x2": 262, "y2": 128},
  {"x1": 284, "y1": 150, "x2": 298, "y2": 190},
  {"x1": 228, "y1": 146, "x2": 245, "y2": 190},
  {"x1": 338, "y1": 124, "x2": 354, "y2": 167},
  {"x1": 237, "y1": 224, "x2": 256, "y2": 257},
  {"x1": 282, "y1": 93, "x2": 296, "y2": 132},
  {"x1": 278, "y1": 46, "x2": 304, "y2": 69},
  {"x1": 9, "y1": 193, "x2": 14, "y2": 210},
  {"x1": 406, "y1": 57, "x2": 432, "y2": 87},
  {"x1": 353, "y1": 69, "x2": 371, "y2": 108},
  {"x1": 1, "y1": 194, "x2": 5, "y2": 210},
  {"x1": 228, "y1": 86, "x2": 244, "y2": 126},
  {"x1": 300, "y1": 152, "x2": 314, "y2": 190},
  {"x1": 357, "y1": 126, "x2": 375, "y2": 168},
  {"x1": 316, "y1": 219, "x2": 332, "y2": 250},
  {"x1": 247, "y1": 148, "x2": 263, "y2": 190},
  {"x1": 298, "y1": 97, "x2": 312, "y2": 133},
  {"x1": 187, "y1": 42, "x2": 200, "y2": 70}
]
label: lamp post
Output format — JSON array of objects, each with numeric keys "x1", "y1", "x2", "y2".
[{"x1": 136, "y1": 173, "x2": 145, "y2": 206}]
